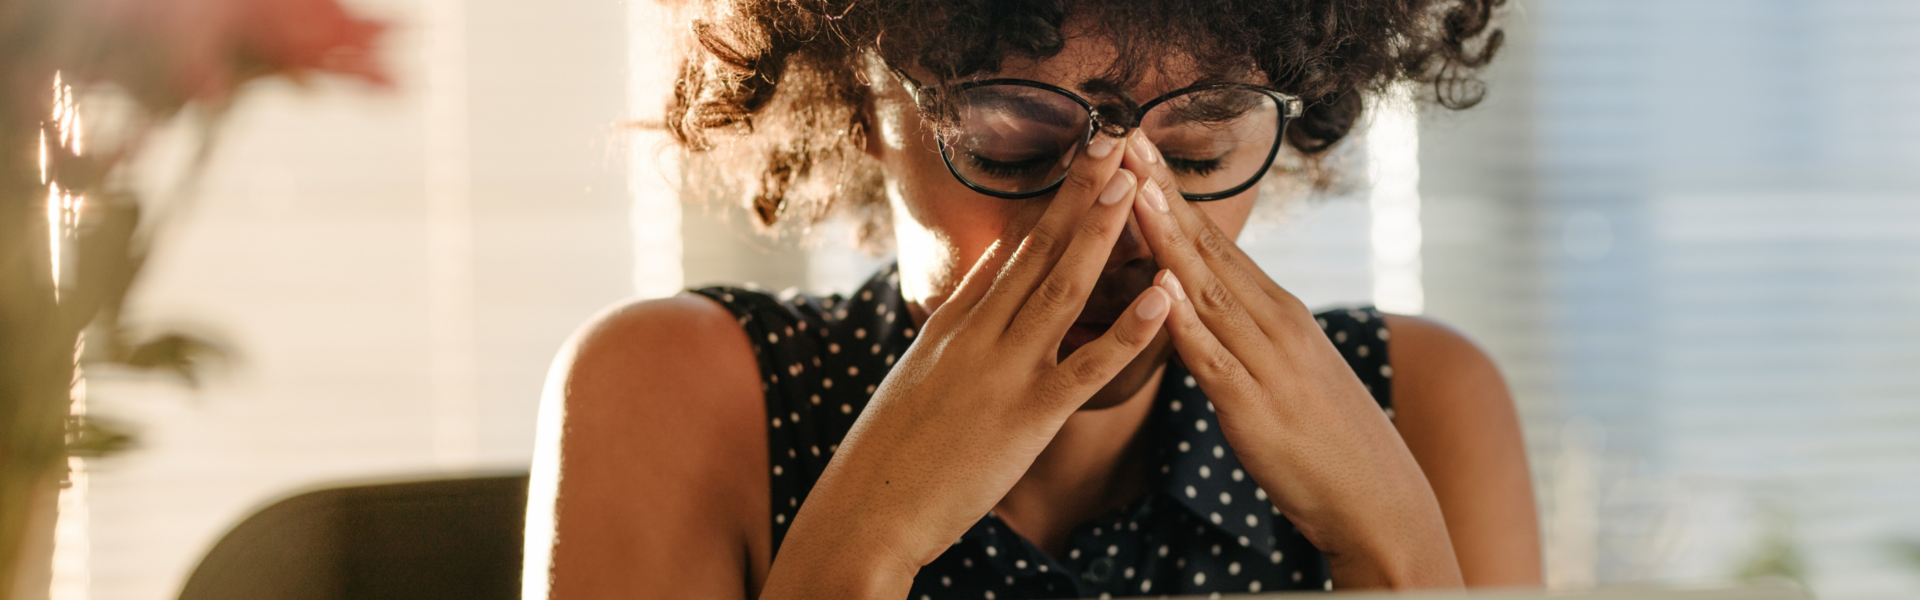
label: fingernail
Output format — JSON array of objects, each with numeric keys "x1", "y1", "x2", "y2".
[
  {"x1": 1099, "y1": 171, "x2": 1134, "y2": 205},
  {"x1": 1131, "y1": 133, "x2": 1159, "y2": 164},
  {"x1": 1159, "y1": 270, "x2": 1186, "y2": 300},
  {"x1": 1141, "y1": 183, "x2": 1169, "y2": 213},
  {"x1": 1136, "y1": 288, "x2": 1168, "y2": 319},
  {"x1": 1087, "y1": 133, "x2": 1122, "y2": 158}
]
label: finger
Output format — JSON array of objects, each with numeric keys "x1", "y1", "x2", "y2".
[
  {"x1": 1215, "y1": 232, "x2": 1311, "y2": 317},
  {"x1": 923, "y1": 238, "x2": 1013, "y2": 334},
  {"x1": 1121, "y1": 137, "x2": 1305, "y2": 338},
  {"x1": 1155, "y1": 269, "x2": 1263, "y2": 407},
  {"x1": 1126, "y1": 150, "x2": 1277, "y2": 361},
  {"x1": 1122, "y1": 132, "x2": 1183, "y2": 212},
  {"x1": 975, "y1": 131, "x2": 1132, "y2": 324},
  {"x1": 1045, "y1": 281, "x2": 1170, "y2": 408},
  {"x1": 1121, "y1": 132, "x2": 1282, "y2": 313},
  {"x1": 1006, "y1": 170, "x2": 1138, "y2": 347},
  {"x1": 1127, "y1": 134, "x2": 1296, "y2": 318},
  {"x1": 1168, "y1": 191, "x2": 1312, "y2": 330}
]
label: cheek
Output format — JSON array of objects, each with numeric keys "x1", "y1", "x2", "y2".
[
  {"x1": 880, "y1": 105, "x2": 1036, "y2": 308},
  {"x1": 1194, "y1": 190, "x2": 1258, "y2": 241}
]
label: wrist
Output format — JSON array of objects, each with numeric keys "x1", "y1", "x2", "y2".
[
  {"x1": 759, "y1": 527, "x2": 921, "y2": 600},
  {"x1": 761, "y1": 460, "x2": 947, "y2": 600},
  {"x1": 1325, "y1": 523, "x2": 1462, "y2": 589},
  {"x1": 1300, "y1": 485, "x2": 1462, "y2": 590}
]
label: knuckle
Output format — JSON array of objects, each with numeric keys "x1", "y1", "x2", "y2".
[
  {"x1": 1028, "y1": 371, "x2": 1077, "y2": 408},
  {"x1": 1063, "y1": 164, "x2": 1106, "y2": 194},
  {"x1": 1197, "y1": 346, "x2": 1240, "y2": 379},
  {"x1": 1160, "y1": 217, "x2": 1193, "y2": 247},
  {"x1": 1170, "y1": 309, "x2": 1207, "y2": 337},
  {"x1": 1075, "y1": 209, "x2": 1116, "y2": 241},
  {"x1": 1270, "y1": 288, "x2": 1310, "y2": 318},
  {"x1": 1193, "y1": 279, "x2": 1237, "y2": 314},
  {"x1": 1066, "y1": 353, "x2": 1111, "y2": 387},
  {"x1": 1110, "y1": 320, "x2": 1146, "y2": 349},
  {"x1": 1194, "y1": 228, "x2": 1237, "y2": 262},
  {"x1": 1033, "y1": 273, "x2": 1080, "y2": 311},
  {"x1": 1020, "y1": 227, "x2": 1062, "y2": 258}
]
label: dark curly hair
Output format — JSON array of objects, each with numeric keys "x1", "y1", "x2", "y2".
[{"x1": 664, "y1": 0, "x2": 1504, "y2": 243}]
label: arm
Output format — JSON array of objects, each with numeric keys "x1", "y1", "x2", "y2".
[
  {"x1": 524, "y1": 295, "x2": 770, "y2": 599},
  {"x1": 1384, "y1": 315, "x2": 1543, "y2": 588},
  {"x1": 760, "y1": 133, "x2": 1171, "y2": 599},
  {"x1": 1122, "y1": 136, "x2": 1461, "y2": 589}
]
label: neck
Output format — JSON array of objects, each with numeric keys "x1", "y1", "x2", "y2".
[{"x1": 993, "y1": 365, "x2": 1164, "y2": 558}]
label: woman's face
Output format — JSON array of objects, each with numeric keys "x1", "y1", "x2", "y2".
[{"x1": 869, "y1": 31, "x2": 1263, "y2": 410}]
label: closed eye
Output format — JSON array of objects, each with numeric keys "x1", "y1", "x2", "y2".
[
  {"x1": 965, "y1": 152, "x2": 1059, "y2": 178},
  {"x1": 1165, "y1": 155, "x2": 1226, "y2": 177}
]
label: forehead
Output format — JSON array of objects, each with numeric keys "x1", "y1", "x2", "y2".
[{"x1": 981, "y1": 23, "x2": 1250, "y2": 103}]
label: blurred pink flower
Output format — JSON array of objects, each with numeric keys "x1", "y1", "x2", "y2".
[{"x1": 68, "y1": 0, "x2": 388, "y2": 109}]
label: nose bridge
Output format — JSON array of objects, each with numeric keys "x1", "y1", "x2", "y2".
[{"x1": 1090, "y1": 101, "x2": 1142, "y2": 136}]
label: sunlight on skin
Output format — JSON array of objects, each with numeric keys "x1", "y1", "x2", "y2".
[{"x1": 866, "y1": 31, "x2": 1261, "y2": 411}]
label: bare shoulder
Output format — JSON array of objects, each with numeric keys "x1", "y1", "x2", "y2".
[
  {"x1": 562, "y1": 293, "x2": 762, "y2": 404},
  {"x1": 540, "y1": 293, "x2": 770, "y2": 598},
  {"x1": 1379, "y1": 314, "x2": 1542, "y2": 587},
  {"x1": 1376, "y1": 313, "x2": 1515, "y2": 467},
  {"x1": 558, "y1": 293, "x2": 766, "y2": 449},
  {"x1": 1379, "y1": 314, "x2": 1507, "y2": 403}
]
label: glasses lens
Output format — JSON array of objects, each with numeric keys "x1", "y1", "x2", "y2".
[
  {"x1": 1141, "y1": 88, "x2": 1283, "y2": 198},
  {"x1": 937, "y1": 85, "x2": 1091, "y2": 196}
]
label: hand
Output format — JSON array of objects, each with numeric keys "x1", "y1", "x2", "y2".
[
  {"x1": 1120, "y1": 135, "x2": 1464, "y2": 589},
  {"x1": 759, "y1": 132, "x2": 1176, "y2": 600}
]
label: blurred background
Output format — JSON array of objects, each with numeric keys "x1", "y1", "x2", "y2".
[{"x1": 53, "y1": 0, "x2": 1920, "y2": 599}]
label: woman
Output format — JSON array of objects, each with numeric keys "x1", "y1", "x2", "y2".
[{"x1": 527, "y1": 0, "x2": 1537, "y2": 598}]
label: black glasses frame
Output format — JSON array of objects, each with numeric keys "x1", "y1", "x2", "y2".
[{"x1": 917, "y1": 78, "x2": 1305, "y2": 201}]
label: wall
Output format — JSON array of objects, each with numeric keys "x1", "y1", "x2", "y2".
[{"x1": 75, "y1": 0, "x2": 633, "y2": 598}]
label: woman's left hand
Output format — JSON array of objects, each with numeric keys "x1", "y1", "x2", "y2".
[{"x1": 1120, "y1": 135, "x2": 1465, "y2": 590}]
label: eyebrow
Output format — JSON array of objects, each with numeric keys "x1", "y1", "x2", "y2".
[
  {"x1": 1076, "y1": 78, "x2": 1136, "y2": 104},
  {"x1": 1156, "y1": 91, "x2": 1267, "y2": 127},
  {"x1": 968, "y1": 92, "x2": 1083, "y2": 128},
  {"x1": 1077, "y1": 72, "x2": 1259, "y2": 104}
]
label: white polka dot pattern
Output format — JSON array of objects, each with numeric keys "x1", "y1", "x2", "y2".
[{"x1": 696, "y1": 269, "x2": 1394, "y2": 599}]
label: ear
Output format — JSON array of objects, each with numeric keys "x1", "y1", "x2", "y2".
[{"x1": 858, "y1": 87, "x2": 886, "y2": 161}]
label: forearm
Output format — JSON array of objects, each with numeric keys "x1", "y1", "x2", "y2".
[
  {"x1": 1288, "y1": 434, "x2": 1463, "y2": 589},
  {"x1": 755, "y1": 445, "x2": 936, "y2": 600},
  {"x1": 1314, "y1": 465, "x2": 1464, "y2": 590},
  {"x1": 757, "y1": 401, "x2": 1036, "y2": 600},
  {"x1": 1229, "y1": 391, "x2": 1464, "y2": 589},
  {"x1": 758, "y1": 531, "x2": 919, "y2": 600}
]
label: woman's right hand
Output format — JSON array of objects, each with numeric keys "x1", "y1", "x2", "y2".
[{"x1": 758, "y1": 132, "x2": 1174, "y2": 600}]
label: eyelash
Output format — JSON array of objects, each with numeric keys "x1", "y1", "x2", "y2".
[
  {"x1": 965, "y1": 151, "x2": 1224, "y2": 180},
  {"x1": 1166, "y1": 156, "x2": 1224, "y2": 177},
  {"x1": 965, "y1": 153, "x2": 1058, "y2": 178}
]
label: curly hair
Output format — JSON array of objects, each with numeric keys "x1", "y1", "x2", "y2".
[{"x1": 664, "y1": 0, "x2": 1504, "y2": 243}]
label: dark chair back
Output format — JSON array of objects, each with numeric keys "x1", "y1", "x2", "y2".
[{"x1": 178, "y1": 473, "x2": 530, "y2": 600}]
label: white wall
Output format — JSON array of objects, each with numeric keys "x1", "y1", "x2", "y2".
[{"x1": 74, "y1": 0, "x2": 633, "y2": 598}]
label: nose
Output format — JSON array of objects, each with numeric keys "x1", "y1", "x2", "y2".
[{"x1": 1105, "y1": 210, "x2": 1154, "y2": 275}]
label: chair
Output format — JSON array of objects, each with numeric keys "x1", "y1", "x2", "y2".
[{"x1": 178, "y1": 473, "x2": 529, "y2": 600}]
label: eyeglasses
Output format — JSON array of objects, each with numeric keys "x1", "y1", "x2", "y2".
[{"x1": 914, "y1": 79, "x2": 1304, "y2": 201}]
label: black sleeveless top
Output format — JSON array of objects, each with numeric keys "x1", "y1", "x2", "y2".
[{"x1": 693, "y1": 264, "x2": 1396, "y2": 599}]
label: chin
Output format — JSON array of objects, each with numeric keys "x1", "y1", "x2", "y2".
[{"x1": 1077, "y1": 330, "x2": 1176, "y2": 411}]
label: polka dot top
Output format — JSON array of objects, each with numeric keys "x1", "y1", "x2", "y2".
[{"x1": 691, "y1": 264, "x2": 1396, "y2": 599}]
